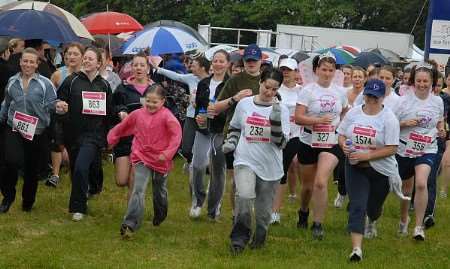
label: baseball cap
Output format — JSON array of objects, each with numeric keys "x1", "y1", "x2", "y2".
[
  {"x1": 243, "y1": 44, "x2": 262, "y2": 61},
  {"x1": 363, "y1": 79, "x2": 386, "y2": 98},
  {"x1": 279, "y1": 58, "x2": 298, "y2": 70}
]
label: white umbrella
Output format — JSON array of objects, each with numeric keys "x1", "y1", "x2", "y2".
[
  {"x1": 204, "y1": 44, "x2": 238, "y2": 60},
  {"x1": 0, "y1": 1, "x2": 93, "y2": 40},
  {"x1": 122, "y1": 26, "x2": 205, "y2": 55}
]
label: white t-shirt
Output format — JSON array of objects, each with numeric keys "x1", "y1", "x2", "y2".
[
  {"x1": 394, "y1": 93, "x2": 444, "y2": 157},
  {"x1": 354, "y1": 90, "x2": 400, "y2": 111},
  {"x1": 230, "y1": 96, "x2": 290, "y2": 181},
  {"x1": 297, "y1": 82, "x2": 348, "y2": 146},
  {"x1": 209, "y1": 78, "x2": 222, "y2": 100},
  {"x1": 278, "y1": 83, "x2": 302, "y2": 139}
]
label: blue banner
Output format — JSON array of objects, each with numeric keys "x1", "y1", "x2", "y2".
[{"x1": 424, "y1": 0, "x2": 450, "y2": 60}]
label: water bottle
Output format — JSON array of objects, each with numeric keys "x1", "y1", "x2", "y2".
[
  {"x1": 207, "y1": 97, "x2": 216, "y2": 119},
  {"x1": 346, "y1": 139, "x2": 359, "y2": 165},
  {"x1": 198, "y1": 107, "x2": 208, "y2": 129}
]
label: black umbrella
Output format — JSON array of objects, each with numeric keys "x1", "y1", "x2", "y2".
[
  {"x1": 291, "y1": 51, "x2": 310, "y2": 63},
  {"x1": 368, "y1": 48, "x2": 403, "y2": 63},
  {"x1": 93, "y1": 35, "x2": 125, "y2": 57},
  {"x1": 353, "y1": 51, "x2": 390, "y2": 69}
]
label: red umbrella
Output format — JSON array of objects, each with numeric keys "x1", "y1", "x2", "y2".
[{"x1": 81, "y1": 11, "x2": 143, "y2": 34}]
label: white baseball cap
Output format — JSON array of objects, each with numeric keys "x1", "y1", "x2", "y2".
[{"x1": 279, "y1": 58, "x2": 298, "y2": 70}]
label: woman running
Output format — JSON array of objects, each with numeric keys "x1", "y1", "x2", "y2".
[
  {"x1": 338, "y1": 79, "x2": 400, "y2": 262},
  {"x1": 112, "y1": 52, "x2": 153, "y2": 198},
  {"x1": 190, "y1": 49, "x2": 230, "y2": 219},
  {"x1": 395, "y1": 62, "x2": 444, "y2": 240},
  {"x1": 57, "y1": 47, "x2": 113, "y2": 221},
  {"x1": 270, "y1": 58, "x2": 302, "y2": 224},
  {"x1": 46, "y1": 42, "x2": 85, "y2": 187},
  {"x1": 0, "y1": 48, "x2": 64, "y2": 213},
  {"x1": 294, "y1": 53, "x2": 349, "y2": 239},
  {"x1": 227, "y1": 69, "x2": 289, "y2": 254}
]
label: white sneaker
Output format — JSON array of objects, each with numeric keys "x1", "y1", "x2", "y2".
[
  {"x1": 364, "y1": 218, "x2": 377, "y2": 239},
  {"x1": 288, "y1": 194, "x2": 297, "y2": 203},
  {"x1": 189, "y1": 206, "x2": 202, "y2": 218},
  {"x1": 334, "y1": 193, "x2": 346, "y2": 208},
  {"x1": 72, "y1": 213, "x2": 84, "y2": 222},
  {"x1": 398, "y1": 216, "x2": 410, "y2": 236},
  {"x1": 349, "y1": 247, "x2": 363, "y2": 262},
  {"x1": 270, "y1": 212, "x2": 281, "y2": 224},
  {"x1": 183, "y1": 163, "x2": 190, "y2": 175},
  {"x1": 413, "y1": 226, "x2": 425, "y2": 241}
]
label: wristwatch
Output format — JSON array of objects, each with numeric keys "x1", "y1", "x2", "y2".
[{"x1": 228, "y1": 97, "x2": 237, "y2": 107}]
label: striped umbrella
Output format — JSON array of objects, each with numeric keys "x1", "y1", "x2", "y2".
[
  {"x1": 315, "y1": 47, "x2": 356, "y2": 64},
  {"x1": 336, "y1": 45, "x2": 361, "y2": 56},
  {"x1": 122, "y1": 26, "x2": 205, "y2": 55},
  {"x1": 0, "y1": 1, "x2": 93, "y2": 40}
]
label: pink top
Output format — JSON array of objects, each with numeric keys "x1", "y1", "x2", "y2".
[
  {"x1": 126, "y1": 76, "x2": 154, "y2": 95},
  {"x1": 107, "y1": 107, "x2": 182, "y2": 174}
]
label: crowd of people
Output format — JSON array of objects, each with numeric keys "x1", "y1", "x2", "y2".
[{"x1": 0, "y1": 36, "x2": 449, "y2": 262}]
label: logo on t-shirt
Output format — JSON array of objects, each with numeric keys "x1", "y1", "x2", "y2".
[
  {"x1": 251, "y1": 112, "x2": 265, "y2": 118},
  {"x1": 319, "y1": 95, "x2": 337, "y2": 113},
  {"x1": 416, "y1": 110, "x2": 433, "y2": 129}
]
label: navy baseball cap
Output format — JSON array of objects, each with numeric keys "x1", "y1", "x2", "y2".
[
  {"x1": 243, "y1": 44, "x2": 262, "y2": 61},
  {"x1": 363, "y1": 79, "x2": 386, "y2": 98}
]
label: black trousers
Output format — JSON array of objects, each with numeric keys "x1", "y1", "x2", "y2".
[
  {"x1": 68, "y1": 142, "x2": 101, "y2": 214},
  {"x1": 1, "y1": 127, "x2": 49, "y2": 207}
]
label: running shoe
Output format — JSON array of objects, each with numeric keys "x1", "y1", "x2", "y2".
[
  {"x1": 270, "y1": 212, "x2": 281, "y2": 225},
  {"x1": 288, "y1": 194, "x2": 297, "y2": 203},
  {"x1": 311, "y1": 222, "x2": 324, "y2": 240},
  {"x1": 229, "y1": 244, "x2": 244, "y2": 256},
  {"x1": 120, "y1": 224, "x2": 134, "y2": 239},
  {"x1": 72, "y1": 213, "x2": 84, "y2": 222},
  {"x1": 413, "y1": 226, "x2": 425, "y2": 241},
  {"x1": 424, "y1": 215, "x2": 435, "y2": 229},
  {"x1": 398, "y1": 216, "x2": 410, "y2": 236},
  {"x1": 333, "y1": 193, "x2": 346, "y2": 208},
  {"x1": 364, "y1": 218, "x2": 377, "y2": 239},
  {"x1": 45, "y1": 175, "x2": 60, "y2": 188},
  {"x1": 297, "y1": 209, "x2": 309, "y2": 229},
  {"x1": 189, "y1": 206, "x2": 202, "y2": 218},
  {"x1": 349, "y1": 247, "x2": 363, "y2": 262}
]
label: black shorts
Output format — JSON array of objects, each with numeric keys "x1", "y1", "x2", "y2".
[
  {"x1": 297, "y1": 140, "x2": 341, "y2": 165},
  {"x1": 113, "y1": 136, "x2": 133, "y2": 160},
  {"x1": 225, "y1": 151, "x2": 234, "y2": 170},
  {"x1": 396, "y1": 153, "x2": 437, "y2": 180},
  {"x1": 280, "y1": 137, "x2": 300, "y2": 184}
]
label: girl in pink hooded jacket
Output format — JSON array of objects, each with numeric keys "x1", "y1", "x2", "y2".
[{"x1": 107, "y1": 84, "x2": 182, "y2": 238}]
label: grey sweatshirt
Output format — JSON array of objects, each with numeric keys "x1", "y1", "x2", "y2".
[{"x1": 0, "y1": 72, "x2": 57, "y2": 135}]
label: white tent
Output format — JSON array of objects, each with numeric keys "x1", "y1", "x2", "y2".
[
  {"x1": 0, "y1": 0, "x2": 16, "y2": 6},
  {"x1": 408, "y1": 44, "x2": 424, "y2": 61}
]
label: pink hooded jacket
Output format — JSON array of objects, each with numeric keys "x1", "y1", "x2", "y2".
[{"x1": 107, "y1": 107, "x2": 182, "y2": 174}]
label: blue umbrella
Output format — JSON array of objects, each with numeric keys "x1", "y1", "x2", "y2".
[
  {"x1": 122, "y1": 26, "x2": 205, "y2": 55},
  {"x1": 0, "y1": 9, "x2": 79, "y2": 43}
]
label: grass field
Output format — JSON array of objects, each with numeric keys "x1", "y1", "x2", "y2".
[{"x1": 0, "y1": 157, "x2": 449, "y2": 269}]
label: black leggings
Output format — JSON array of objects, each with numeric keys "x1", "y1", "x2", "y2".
[
  {"x1": 281, "y1": 138, "x2": 300, "y2": 184},
  {"x1": 1, "y1": 127, "x2": 49, "y2": 207}
]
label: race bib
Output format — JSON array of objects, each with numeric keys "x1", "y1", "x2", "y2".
[
  {"x1": 12, "y1": 111, "x2": 39, "y2": 141},
  {"x1": 82, "y1": 91, "x2": 106, "y2": 115},
  {"x1": 244, "y1": 116, "x2": 271, "y2": 143},
  {"x1": 352, "y1": 126, "x2": 376, "y2": 151},
  {"x1": 311, "y1": 124, "x2": 336, "y2": 148},
  {"x1": 405, "y1": 132, "x2": 432, "y2": 157}
]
